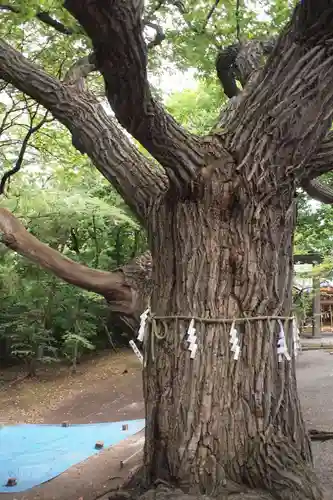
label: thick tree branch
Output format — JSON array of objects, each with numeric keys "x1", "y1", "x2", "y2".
[
  {"x1": 64, "y1": 0, "x2": 206, "y2": 190},
  {"x1": 0, "y1": 208, "x2": 134, "y2": 312},
  {"x1": 222, "y1": 2, "x2": 333, "y2": 192},
  {"x1": 216, "y1": 36, "x2": 333, "y2": 204},
  {"x1": 225, "y1": 41, "x2": 333, "y2": 194},
  {"x1": 0, "y1": 208, "x2": 153, "y2": 335},
  {"x1": 300, "y1": 130, "x2": 333, "y2": 203},
  {"x1": 215, "y1": 44, "x2": 240, "y2": 99},
  {"x1": 0, "y1": 39, "x2": 168, "y2": 222},
  {"x1": 296, "y1": 128, "x2": 333, "y2": 204},
  {"x1": 303, "y1": 131, "x2": 333, "y2": 179},
  {"x1": 301, "y1": 178, "x2": 333, "y2": 204},
  {"x1": 64, "y1": 53, "x2": 97, "y2": 90},
  {"x1": 309, "y1": 429, "x2": 333, "y2": 441},
  {"x1": 64, "y1": 23, "x2": 165, "y2": 89},
  {"x1": 215, "y1": 40, "x2": 277, "y2": 130}
]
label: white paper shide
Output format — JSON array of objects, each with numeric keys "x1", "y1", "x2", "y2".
[
  {"x1": 229, "y1": 322, "x2": 241, "y2": 360},
  {"x1": 137, "y1": 307, "x2": 150, "y2": 342},
  {"x1": 187, "y1": 318, "x2": 198, "y2": 359},
  {"x1": 277, "y1": 320, "x2": 291, "y2": 363}
]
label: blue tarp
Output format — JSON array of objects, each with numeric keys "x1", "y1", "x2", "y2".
[{"x1": 0, "y1": 420, "x2": 145, "y2": 493}]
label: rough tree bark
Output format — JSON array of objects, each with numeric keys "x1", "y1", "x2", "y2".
[
  {"x1": 0, "y1": 39, "x2": 168, "y2": 222},
  {"x1": 2, "y1": 1, "x2": 333, "y2": 499},
  {"x1": 145, "y1": 158, "x2": 319, "y2": 500}
]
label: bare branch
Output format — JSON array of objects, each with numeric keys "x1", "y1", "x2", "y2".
[
  {"x1": 201, "y1": 0, "x2": 221, "y2": 33},
  {"x1": 35, "y1": 11, "x2": 80, "y2": 35},
  {"x1": 0, "y1": 110, "x2": 52, "y2": 195},
  {"x1": 0, "y1": 4, "x2": 81, "y2": 36},
  {"x1": 146, "y1": 21, "x2": 166, "y2": 50},
  {"x1": 64, "y1": 0, "x2": 206, "y2": 190},
  {"x1": 235, "y1": 0, "x2": 241, "y2": 42},
  {"x1": 0, "y1": 39, "x2": 168, "y2": 222},
  {"x1": 0, "y1": 5, "x2": 19, "y2": 14}
]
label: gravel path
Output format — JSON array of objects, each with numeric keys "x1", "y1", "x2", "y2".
[{"x1": 297, "y1": 350, "x2": 333, "y2": 495}]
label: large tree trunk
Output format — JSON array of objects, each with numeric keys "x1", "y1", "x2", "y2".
[{"x1": 143, "y1": 162, "x2": 321, "y2": 499}]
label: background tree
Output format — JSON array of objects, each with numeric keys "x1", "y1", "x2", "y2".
[
  {"x1": 0, "y1": 178, "x2": 146, "y2": 370},
  {"x1": 0, "y1": 68, "x2": 148, "y2": 366},
  {"x1": 1, "y1": 1, "x2": 333, "y2": 499}
]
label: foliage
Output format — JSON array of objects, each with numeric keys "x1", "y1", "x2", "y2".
[
  {"x1": 0, "y1": 201, "x2": 144, "y2": 371},
  {"x1": 0, "y1": 178, "x2": 147, "y2": 370},
  {"x1": 166, "y1": 81, "x2": 222, "y2": 133},
  {"x1": 294, "y1": 190, "x2": 333, "y2": 281},
  {"x1": 0, "y1": 96, "x2": 147, "y2": 370},
  {"x1": 292, "y1": 286, "x2": 313, "y2": 334}
]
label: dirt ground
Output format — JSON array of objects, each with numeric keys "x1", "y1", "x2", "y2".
[
  {"x1": 0, "y1": 349, "x2": 144, "y2": 425},
  {"x1": 1, "y1": 349, "x2": 333, "y2": 499},
  {"x1": 0, "y1": 349, "x2": 145, "y2": 500}
]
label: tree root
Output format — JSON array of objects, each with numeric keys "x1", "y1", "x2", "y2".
[
  {"x1": 107, "y1": 473, "x2": 322, "y2": 500},
  {"x1": 106, "y1": 468, "x2": 282, "y2": 500},
  {"x1": 244, "y1": 434, "x2": 323, "y2": 500},
  {"x1": 107, "y1": 482, "x2": 276, "y2": 500},
  {"x1": 107, "y1": 433, "x2": 324, "y2": 500}
]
